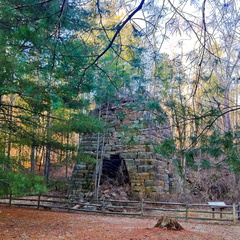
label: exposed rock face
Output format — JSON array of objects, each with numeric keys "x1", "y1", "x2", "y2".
[{"x1": 70, "y1": 99, "x2": 181, "y2": 198}]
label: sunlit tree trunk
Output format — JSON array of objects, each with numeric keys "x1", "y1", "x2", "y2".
[{"x1": 6, "y1": 96, "x2": 14, "y2": 160}]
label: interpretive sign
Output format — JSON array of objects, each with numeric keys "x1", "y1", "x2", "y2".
[{"x1": 208, "y1": 202, "x2": 227, "y2": 218}]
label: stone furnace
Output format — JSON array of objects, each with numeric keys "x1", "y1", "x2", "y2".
[{"x1": 70, "y1": 98, "x2": 180, "y2": 198}]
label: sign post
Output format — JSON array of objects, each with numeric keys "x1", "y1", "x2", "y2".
[{"x1": 208, "y1": 202, "x2": 227, "y2": 218}]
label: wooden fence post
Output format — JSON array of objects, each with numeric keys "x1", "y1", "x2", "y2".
[
  {"x1": 9, "y1": 191, "x2": 12, "y2": 207},
  {"x1": 233, "y1": 203, "x2": 236, "y2": 225},
  {"x1": 141, "y1": 198, "x2": 144, "y2": 217},
  {"x1": 238, "y1": 202, "x2": 240, "y2": 219},
  {"x1": 185, "y1": 204, "x2": 189, "y2": 222},
  {"x1": 67, "y1": 195, "x2": 71, "y2": 212},
  {"x1": 102, "y1": 196, "x2": 105, "y2": 213},
  {"x1": 37, "y1": 193, "x2": 41, "y2": 209}
]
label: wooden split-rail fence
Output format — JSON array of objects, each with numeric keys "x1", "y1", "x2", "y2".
[{"x1": 0, "y1": 194, "x2": 239, "y2": 225}]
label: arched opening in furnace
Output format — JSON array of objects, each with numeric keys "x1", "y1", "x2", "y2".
[{"x1": 101, "y1": 154, "x2": 130, "y2": 186}]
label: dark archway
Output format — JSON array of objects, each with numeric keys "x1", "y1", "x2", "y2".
[{"x1": 101, "y1": 154, "x2": 130, "y2": 186}]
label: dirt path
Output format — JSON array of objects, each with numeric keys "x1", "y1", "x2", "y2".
[{"x1": 0, "y1": 206, "x2": 240, "y2": 240}]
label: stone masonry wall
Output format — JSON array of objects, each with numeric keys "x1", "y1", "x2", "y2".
[{"x1": 70, "y1": 100, "x2": 180, "y2": 198}]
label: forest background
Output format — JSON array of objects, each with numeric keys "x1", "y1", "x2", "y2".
[{"x1": 1, "y1": 0, "x2": 240, "y2": 203}]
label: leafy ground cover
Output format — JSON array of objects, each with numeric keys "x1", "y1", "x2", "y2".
[{"x1": 0, "y1": 206, "x2": 239, "y2": 240}]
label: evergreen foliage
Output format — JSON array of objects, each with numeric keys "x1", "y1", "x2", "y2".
[{"x1": 0, "y1": 0, "x2": 144, "y2": 196}]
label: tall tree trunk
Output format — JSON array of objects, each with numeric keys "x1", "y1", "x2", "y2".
[
  {"x1": 94, "y1": 132, "x2": 101, "y2": 198},
  {"x1": 94, "y1": 101, "x2": 109, "y2": 199},
  {"x1": 65, "y1": 133, "x2": 69, "y2": 179},
  {"x1": 38, "y1": 146, "x2": 44, "y2": 172},
  {"x1": 44, "y1": 114, "x2": 52, "y2": 183},
  {"x1": 44, "y1": 145, "x2": 51, "y2": 183},
  {"x1": 222, "y1": 88, "x2": 232, "y2": 132},
  {"x1": 178, "y1": 84, "x2": 187, "y2": 184},
  {"x1": 59, "y1": 135, "x2": 64, "y2": 163},
  {"x1": 94, "y1": 107, "x2": 102, "y2": 199},
  {"x1": 236, "y1": 81, "x2": 239, "y2": 127},
  {"x1": 30, "y1": 145, "x2": 35, "y2": 173},
  {"x1": 6, "y1": 96, "x2": 13, "y2": 160}
]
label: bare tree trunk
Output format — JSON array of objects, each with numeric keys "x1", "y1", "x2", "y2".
[
  {"x1": 38, "y1": 146, "x2": 44, "y2": 172},
  {"x1": 94, "y1": 100, "x2": 110, "y2": 199},
  {"x1": 222, "y1": 84, "x2": 232, "y2": 132},
  {"x1": 30, "y1": 145, "x2": 35, "y2": 173},
  {"x1": 59, "y1": 135, "x2": 64, "y2": 163},
  {"x1": 44, "y1": 145, "x2": 51, "y2": 183},
  {"x1": 236, "y1": 81, "x2": 239, "y2": 127},
  {"x1": 94, "y1": 131, "x2": 101, "y2": 198},
  {"x1": 65, "y1": 133, "x2": 69, "y2": 179},
  {"x1": 178, "y1": 84, "x2": 187, "y2": 183},
  {"x1": 44, "y1": 114, "x2": 52, "y2": 183},
  {"x1": 6, "y1": 96, "x2": 13, "y2": 160}
]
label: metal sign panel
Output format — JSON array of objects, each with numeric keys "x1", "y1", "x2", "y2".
[{"x1": 208, "y1": 202, "x2": 226, "y2": 207}]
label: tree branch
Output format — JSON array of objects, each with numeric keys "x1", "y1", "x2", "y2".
[{"x1": 80, "y1": 0, "x2": 145, "y2": 82}]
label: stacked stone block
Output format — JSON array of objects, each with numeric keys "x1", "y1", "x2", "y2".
[{"x1": 70, "y1": 100, "x2": 179, "y2": 198}]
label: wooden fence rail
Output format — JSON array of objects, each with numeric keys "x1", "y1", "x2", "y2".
[{"x1": 0, "y1": 194, "x2": 239, "y2": 225}]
